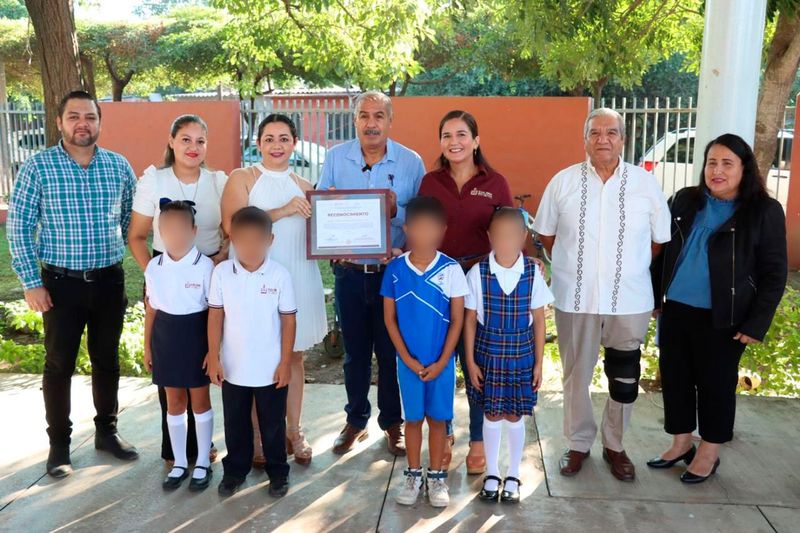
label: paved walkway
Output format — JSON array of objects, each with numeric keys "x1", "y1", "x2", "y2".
[{"x1": 0, "y1": 374, "x2": 798, "y2": 532}]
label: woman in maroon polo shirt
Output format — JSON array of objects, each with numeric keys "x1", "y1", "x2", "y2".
[{"x1": 418, "y1": 110, "x2": 513, "y2": 475}]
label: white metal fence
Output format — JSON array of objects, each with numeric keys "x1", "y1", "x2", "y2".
[
  {"x1": 0, "y1": 98, "x2": 795, "y2": 204},
  {"x1": 599, "y1": 97, "x2": 795, "y2": 208},
  {"x1": 0, "y1": 102, "x2": 46, "y2": 200}
]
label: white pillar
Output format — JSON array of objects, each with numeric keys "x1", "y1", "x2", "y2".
[{"x1": 691, "y1": 0, "x2": 767, "y2": 182}]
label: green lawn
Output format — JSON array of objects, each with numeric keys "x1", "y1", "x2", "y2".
[{"x1": 0, "y1": 226, "x2": 334, "y2": 306}]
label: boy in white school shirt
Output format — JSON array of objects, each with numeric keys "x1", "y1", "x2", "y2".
[{"x1": 205, "y1": 206, "x2": 297, "y2": 498}]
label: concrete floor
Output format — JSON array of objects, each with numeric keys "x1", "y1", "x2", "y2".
[{"x1": 0, "y1": 374, "x2": 798, "y2": 532}]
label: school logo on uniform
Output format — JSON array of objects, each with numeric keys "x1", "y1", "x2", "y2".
[
  {"x1": 260, "y1": 284, "x2": 278, "y2": 295},
  {"x1": 185, "y1": 281, "x2": 201, "y2": 289},
  {"x1": 425, "y1": 267, "x2": 449, "y2": 294},
  {"x1": 470, "y1": 188, "x2": 493, "y2": 199}
]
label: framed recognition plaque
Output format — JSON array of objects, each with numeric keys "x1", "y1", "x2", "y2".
[{"x1": 306, "y1": 189, "x2": 392, "y2": 260}]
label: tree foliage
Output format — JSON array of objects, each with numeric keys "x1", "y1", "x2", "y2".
[
  {"x1": 0, "y1": 0, "x2": 26, "y2": 19},
  {"x1": 500, "y1": 0, "x2": 702, "y2": 99},
  {"x1": 213, "y1": 0, "x2": 434, "y2": 91}
]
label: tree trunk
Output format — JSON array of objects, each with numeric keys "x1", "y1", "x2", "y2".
[
  {"x1": 80, "y1": 52, "x2": 96, "y2": 98},
  {"x1": 591, "y1": 77, "x2": 608, "y2": 105},
  {"x1": 754, "y1": 11, "x2": 800, "y2": 177},
  {"x1": 25, "y1": 0, "x2": 84, "y2": 146},
  {"x1": 104, "y1": 53, "x2": 133, "y2": 102}
]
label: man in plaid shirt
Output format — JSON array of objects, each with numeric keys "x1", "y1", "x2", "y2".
[{"x1": 7, "y1": 90, "x2": 140, "y2": 478}]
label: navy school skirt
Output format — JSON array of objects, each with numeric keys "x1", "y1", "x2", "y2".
[{"x1": 151, "y1": 309, "x2": 210, "y2": 388}]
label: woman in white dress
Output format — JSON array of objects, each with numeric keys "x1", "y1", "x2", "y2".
[
  {"x1": 221, "y1": 114, "x2": 327, "y2": 464},
  {"x1": 128, "y1": 114, "x2": 228, "y2": 467}
]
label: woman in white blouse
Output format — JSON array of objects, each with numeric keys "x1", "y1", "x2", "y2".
[{"x1": 128, "y1": 114, "x2": 228, "y2": 467}]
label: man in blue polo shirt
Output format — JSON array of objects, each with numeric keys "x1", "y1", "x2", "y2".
[{"x1": 319, "y1": 91, "x2": 425, "y2": 456}]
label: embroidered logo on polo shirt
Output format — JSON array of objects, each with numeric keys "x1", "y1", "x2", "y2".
[
  {"x1": 260, "y1": 284, "x2": 278, "y2": 295},
  {"x1": 184, "y1": 282, "x2": 202, "y2": 289},
  {"x1": 470, "y1": 188, "x2": 493, "y2": 199}
]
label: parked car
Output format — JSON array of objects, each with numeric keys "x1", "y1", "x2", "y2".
[
  {"x1": 241, "y1": 139, "x2": 327, "y2": 186},
  {"x1": 639, "y1": 128, "x2": 793, "y2": 208}
]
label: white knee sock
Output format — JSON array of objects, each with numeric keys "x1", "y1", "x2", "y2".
[
  {"x1": 166, "y1": 412, "x2": 188, "y2": 477},
  {"x1": 193, "y1": 409, "x2": 214, "y2": 478},
  {"x1": 483, "y1": 417, "x2": 503, "y2": 492},
  {"x1": 504, "y1": 418, "x2": 526, "y2": 492}
]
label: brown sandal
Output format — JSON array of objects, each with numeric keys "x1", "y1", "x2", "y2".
[
  {"x1": 466, "y1": 441, "x2": 486, "y2": 475},
  {"x1": 287, "y1": 426, "x2": 312, "y2": 465}
]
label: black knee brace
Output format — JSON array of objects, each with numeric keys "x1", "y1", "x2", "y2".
[{"x1": 603, "y1": 347, "x2": 641, "y2": 404}]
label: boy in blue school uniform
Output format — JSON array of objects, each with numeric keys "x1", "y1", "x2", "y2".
[{"x1": 381, "y1": 196, "x2": 469, "y2": 508}]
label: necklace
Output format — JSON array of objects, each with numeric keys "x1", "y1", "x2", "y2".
[{"x1": 175, "y1": 168, "x2": 200, "y2": 203}]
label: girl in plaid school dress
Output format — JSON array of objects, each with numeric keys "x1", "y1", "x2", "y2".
[{"x1": 464, "y1": 207, "x2": 553, "y2": 504}]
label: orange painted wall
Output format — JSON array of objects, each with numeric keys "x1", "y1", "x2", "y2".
[
  {"x1": 786, "y1": 100, "x2": 800, "y2": 268},
  {"x1": 390, "y1": 97, "x2": 592, "y2": 212},
  {"x1": 97, "y1": 100, "x2": 242, "y2": 176}
]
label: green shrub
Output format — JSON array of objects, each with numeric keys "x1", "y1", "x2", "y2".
[{"x1": 0, "y1": 300, "x2": 147, "y2": 378}]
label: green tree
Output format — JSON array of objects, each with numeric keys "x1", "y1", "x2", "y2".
[
  {"x1": 153, "y1": 6, "x2": 229, "y2": 92},
  {"x1": 77, "y1": 20, "x2": 165, "y2": 100},
  {"x1": 0, "y1": 18, "x2": 41, "y2": 98},
  {"x1": 501, "y1": 0, "x2": 702, "y2": 100},
  {"x1": 0, "y1": 0, "x2": 26, "y2": 19},
  {"x1": 214, "y1": 0, "x2": 434, "y2": 92}
]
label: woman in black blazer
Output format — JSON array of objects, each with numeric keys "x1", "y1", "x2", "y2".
[{"x1": 649, "y1": 133, "x2": 787, "y2": 484}]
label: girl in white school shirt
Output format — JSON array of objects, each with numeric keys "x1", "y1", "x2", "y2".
[
  {"x1": 144, "y1": 201, "x2": 215, "y2": 491},
  {"x1": 129, "y1": 114, "x2": 227, "y2": 468}
]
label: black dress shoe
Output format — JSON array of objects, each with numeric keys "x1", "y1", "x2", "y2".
[
  {"x1": 500, "y1": 476, "x2": 521, "y2": 504},
  {"x1": 479, "y1": 475, "x2": 502, "y2": 501},
  {"x1": 646, "y1": 445, "x2": 696, "y2": 469},
  {"x1": 46, "y1": 446, "x2": 73, "y2": 478},
  {"x1": 95, "y1": 433, "x2": 139, "y2": 461},
  {"x1": 681, "y1": 458, "x2": 721, "y2": 484},
  {"x1": 218, "y1": 475, "x2": 244, "y2": 497},
  {"x1": 188, "y1": 466, "x2": 213, "y2": 492},
  {"x1": 268, "y1": 477, "x2": 290, "y2": 498},
  {"x1": 162, "y1": 466, "x2": 189, "y2": 491}
]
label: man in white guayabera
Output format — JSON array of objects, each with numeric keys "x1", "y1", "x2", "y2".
[{"x1": 533, "y1": 108, "x2": 671, "y2": 482}]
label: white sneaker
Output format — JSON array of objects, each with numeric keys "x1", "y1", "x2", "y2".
[
  {"x1": 426, "y1": 470, "x2": 450, "y2": 508},
  {"x1": 395, "y1": 468, "x2": 423, "y2": 505}
]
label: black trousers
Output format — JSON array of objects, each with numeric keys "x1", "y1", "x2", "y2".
[
  {"x1": 659, "y1": 300, "x2": 746, "y2": 443},
  {"x1": 41, "y1": 265, "x2": 127, "y2": 447},
  {"x1": 333, "y1": 264, "x2": 402, "y2": 431},
  {"x1": 221, "y1": 380, "x2": 289, "y2": 481}
]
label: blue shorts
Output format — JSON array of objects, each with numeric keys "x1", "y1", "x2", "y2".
[{"x1": 397, "y1": 355, "x2": 455, "y2": 422}]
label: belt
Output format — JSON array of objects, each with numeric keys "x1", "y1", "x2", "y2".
[
  {"x1": 337, "y1": 261, "x2": 385, "y2": 274},
  {"x1": 43, "y1": 262, "x2": 122, "y2": 282}
]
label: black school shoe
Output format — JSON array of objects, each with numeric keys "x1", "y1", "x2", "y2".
[
  {"x1": 95, "y1": 433, "x2": 139, "y2": 461},
  {"x1": 46, "y1": 445, "x2": 73, "y2": 478},
  {"x1": 479, "y1": 475, "x2": 502, "y2": 502},
  {"x1": 500, "y1": 476, "x2": 521, "y2": 504},
  {"x1": 162, "y1": 466, "x2": 190, "y2": 491},
  {"x1": 218, "y1": 475, "x2": 244, "y2": 497},
  {"x1": 189, "y1": 466, "x2": 213, "y2": 492},
  {"x1": 268, "y1": 477, "x2": 290, "y2": 498}
]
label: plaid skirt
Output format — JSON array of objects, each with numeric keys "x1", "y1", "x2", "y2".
[{"x1": 466, "y1": 324, "x2": 536, "y2": 417}]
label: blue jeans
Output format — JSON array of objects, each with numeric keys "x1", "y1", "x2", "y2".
[
  {"x1": 334, "y1": 264, "x2": 402, "y2": 431},
  {"x1": 446, "y1": 337, "x2": 484, "y2": 442}
]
